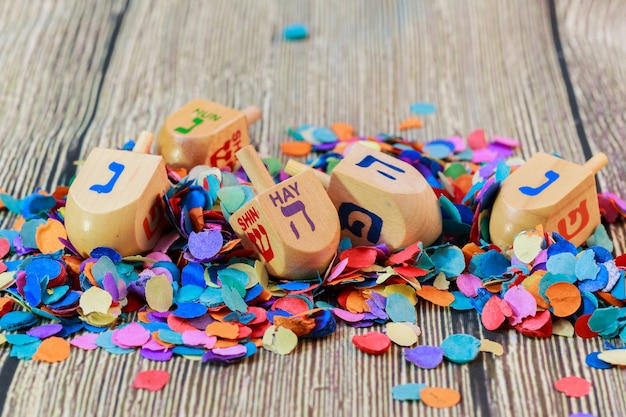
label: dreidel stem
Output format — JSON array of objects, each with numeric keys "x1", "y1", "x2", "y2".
[
  {"x1": 284, "y1": 160, "x2": 331, "y2": 189},
  {"x1": 132, "y1": 130, "x2": 155, "y2": 154},
  {"x1": 242, "y1": 106, "x2": 262, "y2": 125},
  {"x1": 584, "y1": 152, "x2": 608, "y2": 174},
  {"x1": 236, "y1": 145, "x2": 276, "y2": 192}
]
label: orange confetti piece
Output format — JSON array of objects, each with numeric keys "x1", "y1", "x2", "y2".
[
  {"x1": 416, "y1": 285, "x2": 455, "y2": 307},
  {"x1": 33, "y1": 336, "x2": 71, "y2": 362},
  {"x1": 35, "y1": 218, "x2": 67, "y2": 254},
  {"x1": 544, "y1": 282, "x2": 581, "y2": 317},
  {"x1": 0, "y1": 297, "x2": 14, "y2": 316},
  {"x1": 330, "y1": 122, "x2": 355, "y2": 140},
  {"x1": 280, "y1": 141, "x2": 313, "y2": 157},
  {"x1": 273, "y1": 315, "x2": 317, "y2": 337},
  {"x1": 420, "y1": 387, "x2": 461, "y2": 408},
  {"x1": 399, "y1": 117, "x2": 423, "y2": 130},
  {"x1": 206, "y1": 321, "x2": 240, "y2": 339}
]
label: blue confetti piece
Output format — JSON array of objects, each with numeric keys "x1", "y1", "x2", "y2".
[
  {"x1": 41, "y1": 285, "x2": 70, "y2": 305},
  {"x1": 19, "y1": 218, "x2": 46, "y2": 249},
  {"x1": 89, "y1": 247, "x2": 122, "y2": 262},
  {"x1": 450, "y1": 291, "x2": 475, "y2": 310},
  {"x1": 424, "y1": 140, "x2": 454, "y2": 159},
  {"x1": 222, "y1": 285, "x2": 248, "y2": 313},
  {"x1": 392, "y1": 382, "x2": 428, "y2": 401},
  {"x1": 46, "y1": 290, "x2": 81, "y2": 310},
  {"x1": 23, "y1": 275, "x2": 42, "y2": 307},
  {"x1": 585, "y1": 351, "x2": 613, "y2": 369},
  {"x1": 385, "y1": 293, "x2": 416, "y2": 323},
  {"x1": 21, "y1": 193, "x2": 56, "y2": 218},
  {"x1": 243, "y1": 283, "x2": 264, "y2": 302},
  {"x1": 0, "y1": 311, "x2": 39, "y2": 331},
  {"x1": 303, "y1": 309, "x2": 337, "y2": 338},
  {"x1": 578, "y1": 264, "x2": 609, "y2": 293},
  {"x1": 589, "y1": 245, "x2": 612, "y2": 263},
  {"x1": 243, "y1": 341, "x2": 258, "y2": 358},
  {"x1": 441, "y1": 333, "x2": 481, "y2": 364},
  {"x1": 6, "y1": 333, "x2": 40, "y2": 345},
  {"x1": 158, "y1": 329, "x2": 184, "y2": 345},
  {"x1": 181, "y1": 262, "x2": 206, "y2": 288},
  {"x1": 199, "y1": 286, "x2": 224, "y2": 308},
  {"x1": 175, "y1": 284, "x2": 204, "y2": 303},
  {"x1": 95, "y1": 331, "x2": 134, "y2": 354},
  {"x1": 574, "y1": 250, "x2": 600, "y2": 281},
  {"x1": 312, "y1": 127, "x2": 338, "y2": 143},
  {"x1": 283, "y1": 23, "x2": 309, "y2": 41},
  {"x1": 23, "y1": 257, "x2": 63, "y2": 282},
  {"x1": 409, "y1": 102, "x2": 436, "y2": 115},
  {"x1": 430, "y1": 245, "x2": 465, "y2": 278},
  {"x1": 218, "y1": 268, "x2": 248, "y2": 295},
  {"x1": 172, "y1": 345, "x2": 205, "y2": 356},
  {"x1": 10, "y1": 340, "x2": 41, "y2": 360},
  {"x1": 172, "y1": 302, "x2": 208, "y2": 319}
]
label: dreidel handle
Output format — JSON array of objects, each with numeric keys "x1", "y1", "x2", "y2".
[
  {"x1": 235, "y1": 145, "x2": 276, "y2": 192},
  {"x1": 132, "y1": 130, "x2": 155, "y2": 154},
  {"x1": 242, "y1": 106, "x2": 262, "y2": 125},
  {"x1": 584, "y1": 152, "x2": 608, "y2": 174},
  {"x1": 284, "y1": 160, "x2": 331, "y2": 189}
]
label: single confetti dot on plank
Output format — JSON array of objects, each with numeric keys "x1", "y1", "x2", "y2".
[
  {"x1": 32, "y1": 336, "x2": 71, "y2": 363},
  {"x1": 420, "y1": 387, "x2": 461, "y2": 408},
  {"x1": 409, "y1": 102, "x2": 436, "y2": 115},
  {"x1": 131, "y1": 370, "x2": 170, "y2": 392},
  {"x1": 283, "y1": 23, "x2": 309, "y2": 40},
  {"x1": 554, "y1": 376, "x2": 592, "y2": 398},
  {"x1": 262, "y1": 325, "x2": 298, "y2": 355},
  {"x1": 479, "y1": 339, "x2": 504, "y2": 356},
  {"x1": 597, "y1": 349, "x2": 626, "y2": 366},
  {"x1": 399, "y1": 117, "x2": 423, "y2": 130},
  {"x1": 391, "y1": 383, "x2": 427, "y2": 401},
  {"x1": 352, "y1": 331, "x2": 391, "y2": 355},
  {"x1": 386, "y1": 322, "x2": 418, "y2": 346},
  {"x1": 404, "y1": 345, "x2": 445, "y2": 369},
  {"x1": 440, "y1": 333, "x2": 481, "y2": 364}
]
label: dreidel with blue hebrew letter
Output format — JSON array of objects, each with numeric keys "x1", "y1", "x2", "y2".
[
  {"x1": 489, "y1": 151, "x2": 608, "y2": 249},
  {"x1": 229, "y1": 145, "x2": 340, "y2": 280},
  {"x1": 285, "y1": 143, "x2": 442, "y2": 250},
  {"x1": 65, "y1": 131, "x2": 171, "y2": 257},
  {"x1": 156, "y1": 99, "x2": 261, "y2": 170}
]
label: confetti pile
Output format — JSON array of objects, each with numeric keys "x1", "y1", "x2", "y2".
[{"x1": 1, "y1": 109, "x2": 626, "y2": 410}]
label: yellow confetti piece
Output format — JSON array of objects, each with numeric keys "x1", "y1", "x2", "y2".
[
  {"x1": 262, "y1": 325, "x2": 298, "y2": 355},
  {"x1": 386, "y1": 322, "x2": 418, "y2": 347},
  {"x1": 145, "y1": 274, "x2": 173, "y2": 312},
  {"x1": 80, "y1": 286, "x2": 113, "y2": 315},
  {"x1": 0, "y1": 271, "x2": 16, "y2": 291},
  {"x1": 433, "y1": 272, "x2": 450, "y2": 291},
  {"x1": 597, "y1": 349, "x2": 626, "y2": 366},
  {"x1": 512, "y1": 232, "x2": 544, "y2": 264},
  {"x1": 33, "y1": 336, "x2": 71, "y2": 362},
  {"x1": 552, "y1": 319, "x2": 575, "y2": 337},
  {"x1": 383, "y1": 284, "x2": 417, "y2": 305},
  {"x1": 35, "y1": 218, "x2": 67, "y2": 254},
  {"x1": 479, "y1": 339, "x2": 504, "y2": 356},
  {"x1": 0, "y1": 334, "x2": 6, "y2": 346}
]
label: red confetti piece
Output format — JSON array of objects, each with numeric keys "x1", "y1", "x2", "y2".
[
  {"x1": 131, "y1": 370, "x2": 170, "y2": 392},
  {"x1": 339, "y1": 247, "x2": 378, "y2": 269},
  {"x1": 554, "y1": 376, "x2": 592, "y2": 398},
  {"x1": 574, "y1": 314, "x2": 599, "y2": 339},
  {"x1": 352, "y1": 331, "x2": 391, "y2": 355}
]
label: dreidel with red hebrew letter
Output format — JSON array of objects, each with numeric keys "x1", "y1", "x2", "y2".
[
  {"x1": 489, "y1": 151, "x2": 608, "y2": 249},
  {"x1": 285, "y1": 143, "x2": 442, "y2": 250},
  {"x1": 156, "y1": 99, "x2": 261, "y2": 170},
  {"x1": 229, "y1": 145, "x2": 340, "y2": 280},
  {"x1": 65, "y1": 131, "x2": 171, "y2": 257}
]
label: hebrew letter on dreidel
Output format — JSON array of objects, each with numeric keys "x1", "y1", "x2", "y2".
[
  {"x1": 174, "y1": 117, "x2": 204, "y2": 134},
  {"x1": 89, "y1": 162, "x2": 125, "y2": 194},
  {"x1": 557, "y1": 199, "x2": 590, "y2": 240},
  {"x1": 518, "y1": 170, "x2": 560, "y2": 196},
  {"x1": 280, "y1": 200, "x2": 315, "y2": 239},
  {"x1": 355, "y1": 155, "x2": 405, "y2": 180},
  {"x1": 143, "y1": 196, "x2": 165, "y2": 241},
  {"x1": 247, "y1": 224, "x2": 274, "y2": 262},
  {"x1": 338, "y1": 202, "x2": 383, "y2": 244}
]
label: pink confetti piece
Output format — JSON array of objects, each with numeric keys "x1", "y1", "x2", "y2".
[
  {"x1": 467, "y1": 129, "x2": 487, "y2": 150},
  {"x1": 111, "y1": 322, "x2": 151, "y2": 348},
  {"x1": 456, "y1": 273, "x2": 483, "y2": 297},
  {"x1": 503, "y1": 285, "x2": 537, "y2": 325},
  {"x1": 70, "y1": 333, "x2": 99, "y2": 351},
  {"x1": 332, "y1": 308, "x2": 366, "y2": 323}
]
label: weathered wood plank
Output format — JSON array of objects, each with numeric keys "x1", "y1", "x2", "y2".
[{"x1": 1, "y1": 1, "x2": 625, "y2": 417}]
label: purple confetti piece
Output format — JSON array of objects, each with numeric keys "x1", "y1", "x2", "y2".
[
  {"x1": 102, "y1": 272, "x2": 119, "y2": 301},
  {"x1": 503, "y1": 285, "x2": 537, "y2": 325},
  {"x1": 26, "y1": 323, "x2": 63, "y2": 339},
  {"x1": 403, "y1": 345, "x2": 445, "y2": 369},
  {"x1": 187, "y1": 230, "x2": 223, "y2": 261},
  {"x1": 140, "y1": 348, "x2": 174, "y2": 362}
]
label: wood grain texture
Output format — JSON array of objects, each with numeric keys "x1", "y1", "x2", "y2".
[{"x1": 1, "y1": 1, "x2": 625, "y2": 416}]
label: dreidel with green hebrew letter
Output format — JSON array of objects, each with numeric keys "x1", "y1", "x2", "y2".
[
  {"x1": 285, "y1": 143, "x2": 442, "y2": 250},
  {"x1": 229, "y1": 145, "x2": 340, "y2": 280},
  {"x1": 65, "y1": 132, "x2": 171, "y2": 257},
  {"x1": 156, "y1": 99, "x2": 261, "y2": 170},
  {"x1": 489, "y1": 151, "x2": 608, "y2": 249}
]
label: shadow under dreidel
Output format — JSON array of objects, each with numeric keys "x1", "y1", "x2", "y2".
[
  {"x1": 285, "y1": 143, "x2": 442, "y2": 251},
  {"x1": 65, "y1": 131, "x2": 171, "y2": 258},
  {"x1": 228, "y1": 145, "x2": 340, "y2": 280},
  {"x1": 489, "y1": 151, "x2": 608, "y2": 249},
  {"x1": 156, "y1": 98, "x2": 261, "y2": 170}
]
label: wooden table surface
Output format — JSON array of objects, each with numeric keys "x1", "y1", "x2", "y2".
[{"x1": 1, "y1": 1, "x2": 625, "y2": 416}]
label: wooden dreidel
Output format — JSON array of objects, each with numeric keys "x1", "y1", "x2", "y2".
[
  {"x1": 285, "y1": 144, "x2": 442, "y2": 250},
  {"x1": 489, "y1": 152, "x2": 609, "y2": 249},
  {"x1": 229, "y1": 145, "x2": 340, "y2": 280},
  {"x1": 65, "y1": 131, "x2": 171, "y2": 257},
  {"x1": 156, "y1": 98, "x2": 261, "y2": 170}
]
